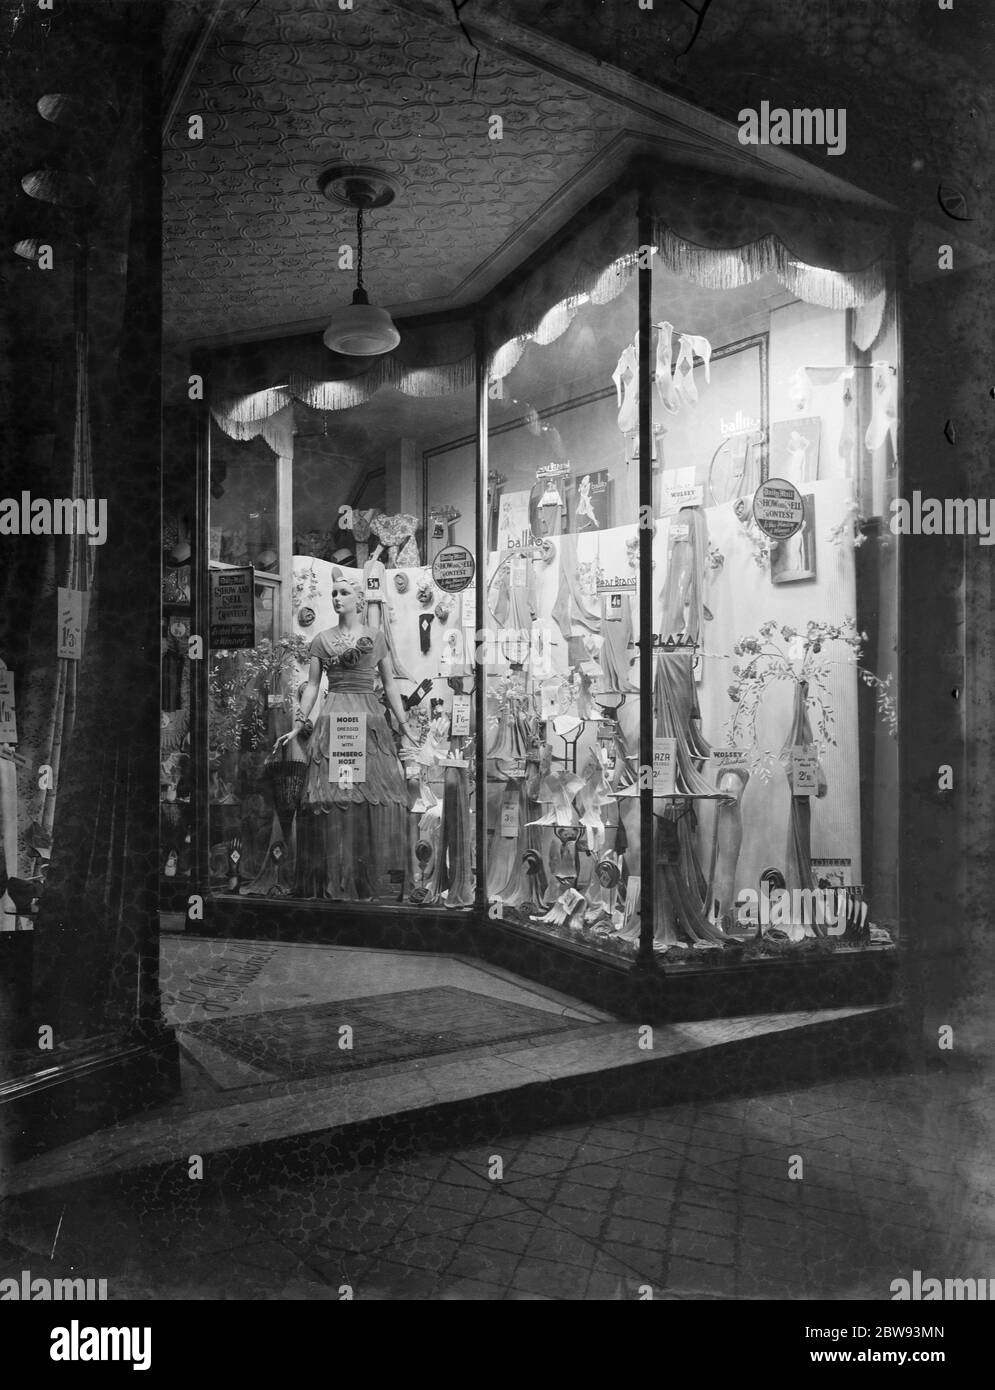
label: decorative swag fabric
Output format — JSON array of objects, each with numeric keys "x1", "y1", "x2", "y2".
[
  {"x1": 211, "y1": 171, "x2": 897, "y2": 444},
  {"x1": 210, "y1": 318, "x2": 475, "y2": 452}
]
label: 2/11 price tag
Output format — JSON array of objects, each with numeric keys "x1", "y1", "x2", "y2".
[
  {"x1": 791, "y1": 746, "x2": 820, "y2": 793},
  {"x1": 450, "y1": 693, "x2": 471, "y2": 737},
  {"x1": 0, "y1": 668, "x2": 16, "y2": 742},
  {"x1": 500, "y1": 801, "x2": 520, "y2": 837}
]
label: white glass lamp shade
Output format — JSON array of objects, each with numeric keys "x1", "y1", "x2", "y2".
[{"x1": 323, "y1": 287, "x2": 400, "y2": 356}]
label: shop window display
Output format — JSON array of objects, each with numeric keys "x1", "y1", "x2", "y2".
[
  {"x1": 480, "y1": 225, "x2": 898, "y2": 962},
  {"x1": 206, "y1": 376, "x2": 479, "y2": 907},
  {"x1": 197, "y1": 175, "x2": 899, "y2": 971},
  {"x1": 484, "y1": 276, "x2": 644, "y2": 955}
]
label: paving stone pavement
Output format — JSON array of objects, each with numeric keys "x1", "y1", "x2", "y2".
[{"x1": 2, "y1": 1065, "x2": 991, "y2": 1301}]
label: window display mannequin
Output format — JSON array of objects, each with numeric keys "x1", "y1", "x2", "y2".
[{"x1": 275, "y1": 570, "x2": 417, "y2": 900}]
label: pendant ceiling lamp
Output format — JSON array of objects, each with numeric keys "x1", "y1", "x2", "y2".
[{"x1": 318, "y1": 164, "x2": 401, "y2": 356}]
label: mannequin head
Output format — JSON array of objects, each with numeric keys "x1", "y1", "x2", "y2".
[{"x1": 330, "y1": 567, "x2": 365, "y2": 618}]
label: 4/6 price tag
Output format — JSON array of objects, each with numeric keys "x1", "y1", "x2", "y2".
[{"x1": 450, "y1": 693, "x2": 471, "y2": 736}]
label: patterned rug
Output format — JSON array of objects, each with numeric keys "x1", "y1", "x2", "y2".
[{"x1": 183, "y1": 985, "x2": 589, "y2": 1080}]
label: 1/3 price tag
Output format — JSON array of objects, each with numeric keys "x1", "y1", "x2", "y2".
[
  {"x1": 57, "y1": 587, "x2": 85, "y2": 660},
  {"x1": 329, "y1": 712, "x2": 367, "y2": 785},
  {"x1": 0, "y1": 668, "x2": 16, "y2": 742},
  {"x1": 450, "y1": 693, "x2": 471, "y2": 736}
]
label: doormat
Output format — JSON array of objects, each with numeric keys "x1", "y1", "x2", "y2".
[{"x1": 182, "y1": 985, "x2": 591, "y2": 1081}]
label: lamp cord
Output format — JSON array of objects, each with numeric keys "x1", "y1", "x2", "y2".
[{"x1": 356, "y1": 206, "x2": 365, "y2": 291}]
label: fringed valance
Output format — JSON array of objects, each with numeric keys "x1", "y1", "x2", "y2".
[
  {"x1": 209, "y1": 318, "x2": 476, "y2": 447},
  {"x1": 652, "y1": 223, "x2": 886, "y2": 309},
  {"x1": 209, "y1": 168, "x2": 897, "y2": 439},
  {"x1": 482, "y1": 187, "x2": 641, "y2": 364},
  {"x1": 487, "y1": 252, "x2": 639, "y2": 381},
  {"x1": 212, "y1": 401, "x2": 296, "y2": 457}
]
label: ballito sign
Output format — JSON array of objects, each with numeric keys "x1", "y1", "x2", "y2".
[
  {"x1": 753, "y1": 478, "x2": 804, "y2": 540},
  {"x1": 431, "y1": 544, "x2": 475, "y2": 594}
]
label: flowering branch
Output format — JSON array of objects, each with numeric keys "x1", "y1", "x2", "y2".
[{"x1": 725, "y1": 617, "x2": 896, "y2": 778}]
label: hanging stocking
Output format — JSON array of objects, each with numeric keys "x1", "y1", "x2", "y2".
[
  {"x1": 654, "y1": 322, "x2": 679, "y2": 414},
  {"x1": 779, "y1": 678, "x2": 828, "y2": 936},
  {"x1": 706, "y1": 765, "x2": 750, "y2": 930},
  {"x1": 613, "y1": 342, "x2": 639, "y2": 434},
  {"x1": 363, "y1": 554, "x2": 412, "y2": 681},
  {"x1": 865, "y1": 360, "x2": 897, "y2": 455},
  {"x1": 673, "y1": 335, "x2": 698, "y2": 405}
]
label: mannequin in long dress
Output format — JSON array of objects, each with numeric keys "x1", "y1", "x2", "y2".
[{"x1": 275, "y1": 572, "x2": 417, "y2": 901}]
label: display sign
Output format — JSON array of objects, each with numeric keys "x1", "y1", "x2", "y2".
[
  {"x1": 595, "y1": 574, "x2": 637, "y2": 596},
  {"x1": 753, "y1": 478, "x2": 804, "y2": 540},
  {"x1": 711, "y1": 748, "x2": 751, "y2": 770},
  {"x1": 0, "y1": 668, "x2": 16, "y2": 742},
  {"x1": 660, "y1": 467, "x2": 701, "y2": 517},
  {"x1": 209, "y1": 567, "x2": 255, "y2": 649},
  {"x1": 811, "y1": 857, "x2": 853, "y2": 889},
  {"x1": 499, "y1": 801, "x2": 520, "y2": 837},
  {"x1": 460, "y1": 588, "x2": 476, "y2": 627},
  {"x1": 791, "y1": 746, "x2": 820, "y2": 793},
  {"x1": 653, "y1": 736, "x2": 677, "y2": 796},
  {"x1": 450, "y1": 693, "x2": 471, "y2": 736},
  {"x1": 329, "y1": 712, "x2": 367, "y2": 785},
  {"x1": 556, "y1": 887, "x2": 584, "y2": 914},
  {"x1": 56, "y1": 587, "x2": 84, "y2": 660},
  {"x1": 431, "y1": 544, "x2": 475, "y2": 593}
]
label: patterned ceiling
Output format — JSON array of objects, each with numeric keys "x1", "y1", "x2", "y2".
[{"x1": 162, "y1": 0, "x2": 714, "y2": 346}]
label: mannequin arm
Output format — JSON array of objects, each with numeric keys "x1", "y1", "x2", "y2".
[
  {"x1": 296, "y1": 657, "x2": 322, "y2": 724},
  {"x1": 274, "y1": 657, "x2": 321, "y2": 749}
]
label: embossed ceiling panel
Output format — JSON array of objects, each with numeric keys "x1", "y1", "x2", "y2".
[{"x1": 163, "y1": 0, "x2": 666, "y2": 345}]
